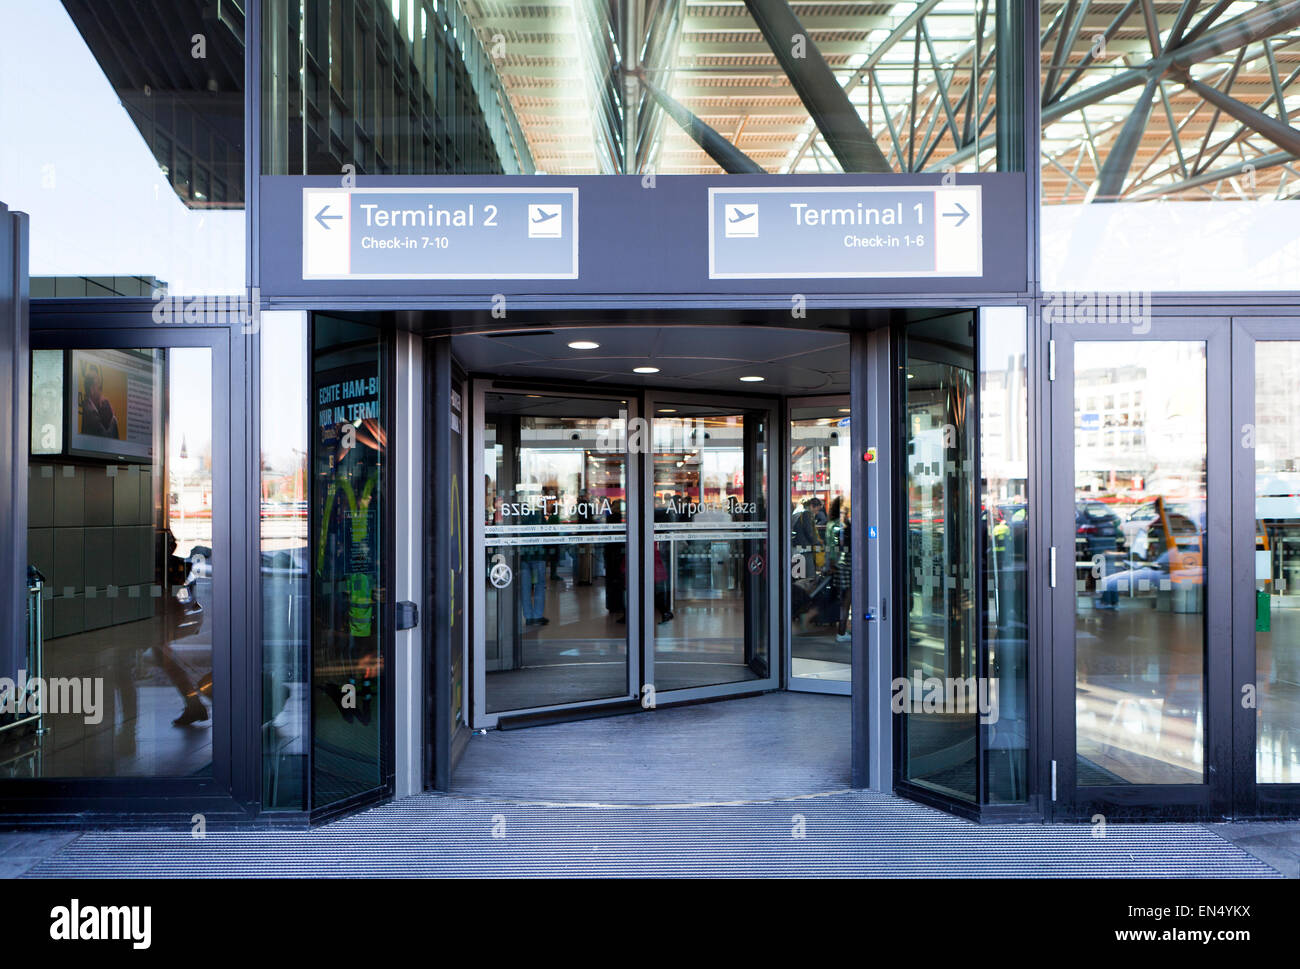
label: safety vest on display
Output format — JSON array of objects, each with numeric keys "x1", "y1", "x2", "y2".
[{"x1": 317, "y1": 461, "x2": 379, "y2": 638}]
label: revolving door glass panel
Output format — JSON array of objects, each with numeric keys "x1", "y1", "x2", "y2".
[
  {"x1": 483, "y1": 394, "x2": 632, "y2": 715},
  {"x1": 650, "y1": 404, "x2": 771, "y2": 693},
  {"x1": 789, "y1": 400, "x2": 854, "y2": 688}
]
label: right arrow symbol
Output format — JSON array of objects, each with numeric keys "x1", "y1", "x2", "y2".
[{"x1": 942, "y1": 202, "x2": 970, "y2": 227}]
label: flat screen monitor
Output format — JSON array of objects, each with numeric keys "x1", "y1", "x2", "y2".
[{"x1": 65, "y1": 348, "x2": 159, "y2": 463}]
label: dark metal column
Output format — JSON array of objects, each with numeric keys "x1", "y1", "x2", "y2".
[
  {"x1": 995, "y1": 0, "x2": 1026, "y2": 173},
  {"x1": 638, "y1": 74, "x2": 766, "y2": 174},
  {"x1": 0, "y1": 203, "x2": 29, "y2": 684},
  {"x1": 743, "y1": 0, "x2": 891, "y2": 173}
]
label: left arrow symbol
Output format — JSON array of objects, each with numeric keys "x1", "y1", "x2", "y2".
[{"x1": 315, "y1": 204, "x2": 343, "y2": 230}]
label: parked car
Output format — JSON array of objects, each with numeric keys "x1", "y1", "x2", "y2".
[{"x1": 1075, "y1": 500, "x2": 1123, "y2": 557}]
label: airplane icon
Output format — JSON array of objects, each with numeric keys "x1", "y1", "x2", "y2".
[
  {"x1": 724, "y1": 203, "x2": 759, "y2": 237},
  {"x1": 528, "y1": 203, "x2": 563, "y2": 238}
]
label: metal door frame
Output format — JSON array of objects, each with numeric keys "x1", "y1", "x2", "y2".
[
  {"x1": 469, "y1": 379, "x2": 641, "y2": 728},
  {"x1": 1049, "y1": 317, "x2": 1232, "y2": 819},
  {"x1": 784, "y1": 393, "x2": 852, "y2": 696},
  {"x1": 7, "y1": 322, "x2": 247, "y2": 816},
  {"x1": 641, "y1": 389, "x2": 781, "y2": 705}
]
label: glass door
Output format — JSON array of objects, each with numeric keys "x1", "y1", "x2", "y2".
[
  {"x1": 471, "y1": 387, "x2": 637, "y2": 726},
  {"x1": 1232, "y1": 320, "x2": 1300, "y2": 815},
  {"x1": 642, "y1": 395, "x2": 777, "y2": 702},
  {"x1": 1050, "y1": 319, "x2": 1231, "y2": 817},
  {"x1": 786, "y1": 396, "x2": 853, "y2": 694}
]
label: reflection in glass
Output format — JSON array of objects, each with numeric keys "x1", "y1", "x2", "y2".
[
  {"x1": 980, "y1": 311, "x2": 1029, "y2": 802},
  {"x1": 789, "y1": 404, "x2": 852, "y2": 684},
  {"x1": 902, "y1": 317, "x2": 978, "y2": 801},
  {"x1": 483, "y1": 395, "x2": 629, "y2": 714},
  {"x1": 1, "y1": 2, "x2": 245, "y2": 296},
  {"x1": 261, "y1": 314, "x2": 309, "y2": 809},
  {"x1": 263, "y1": 1, "x2": 1010, "y2": 176},
  {"x1": 1254, "y1": 343, "x2": 1300, "y2": 784},
  {"x1": 312, "y1": 317, "x2": 386, "y2": 808},
  {"x1": 1073, "y1": 342, "x2": 1206, "y2": 786},
  {"x1": 652, "y1": 407, "x2": 769, "y2": 691},
  {"x1": 10, "y1": 348, "x2": 215, "y2": 777},
  {"x1": 1039, "y1": 4, "x2": 1299, "y2": 292}
]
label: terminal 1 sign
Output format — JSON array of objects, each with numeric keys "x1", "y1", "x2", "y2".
[{"x1": 707, "y1": 185, "x2": 981, "y2": 279}]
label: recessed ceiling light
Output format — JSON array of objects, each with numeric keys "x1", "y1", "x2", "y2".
[
  {"x1": 838, "y1": 408, "x2": 850, "y2": 413},
  {"x1": 634, "y1": 366, "x2": 660, "y2": 374},
  {"x1": 739, "y1": 375, "x2": 764, "y2": 382},
  {"x1": 567, "y1": 340, "x2": 600, "y2": 350},
  {"x1": 658, "y1": 408, "x2": 677, "y2": 413},
  {"x1": 907, "y1": 373, "x2": 915, "y2": 380}
]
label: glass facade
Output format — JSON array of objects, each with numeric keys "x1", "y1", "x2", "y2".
[
  {"x1": 10, "y1": 346, "x2": 216, "y2": 777},
  {"x1": 4, "y1": 0, "x2": 1298, "y2": 827},
  {"x1": 1072, "y1": 341, "x2": 1208, "y2": 785},
  {"x1": 311, "y1": 316, "x2": 389, "y2": 809},
  {"x1": 0, "y1": 1, "x2": 245, "y2": 297},
  {"x1": 261, "y1": 313, "x2": 311, "y2": 809},
  {"x1": 1039, "y1": 1, "x2": 1300, "y2": 290},
  {"x1": 980, "y1": 307, "x2": 1029, "y2": 802},
  {"x1": 262, "y1": 0, "x2": 532, "y2": 176},
  {"x1": 1254, "y1": 342, "x2": 1300, "y2": 785},
  {"x1": 901, "y1": 313, "x2": 979, "y2": 801},
  {"x1": 263, "y1": 0, "x2": 1019, "y2": 176}
]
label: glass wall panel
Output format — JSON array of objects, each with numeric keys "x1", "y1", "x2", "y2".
[
  {"x1": 8, "y1": 347, "x2": 216, "y2": 777},
  {"x1": 312, "y1": 316, "x2": 387, "y2": 808},
  {"x1": 652, "y1": 405, "x2": 770, "y2": 690},
  {"x1": 901, "y1": 315, "x2": 979, "y2": 801},
  {"x1": 790, "y1": 402, "x2": 853, "y2": 685},
  {"x1": 980, "y1": 307, "x2": 1029, "y2": 802},
  {"x1": 1039, "y1": 2, "x2": 1300, "y2": 290},
  {"x1": 261, "y1": 313, "x2": 309, "y2": 809},
  {"x1": 1073, "y1": 341, "x2": 1206, "y2": 785},
  {"x1": 0, "y1": 2, "x2": 245, "y2": 297},
  {"x1": 264, "y1": 1, "x2": 1018, "y2": 176},
  {"x1": 1254, "y1": 342, "x2": 1300, "y2": 784},
  {"x1": 263, "y1": 0, "x2": 533, "y2": 175},
  {"x1": 482, "y1": 394, "x2": 631, "y2": 714}
]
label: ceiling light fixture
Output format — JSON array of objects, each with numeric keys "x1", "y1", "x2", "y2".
[
  {"x1": 634, "y1": 366, "x2": 660, "y2": 374},
  {"x1": 567, "y1": 340, "x2": 600, "y2": 350},
  {"x1": 739, "y1": 375, "x2": 764, "y2": 382}
]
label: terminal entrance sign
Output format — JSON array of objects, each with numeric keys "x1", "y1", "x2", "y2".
[
  {"x1": 708, "y1": 185, "x2": 982, "y2": 279},
  {"x1": 302, "y1": 187, "x2": 579, "y2": 280}
]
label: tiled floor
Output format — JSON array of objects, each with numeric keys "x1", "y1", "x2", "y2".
[{"x1": 2, "y1": 693, "x2": 1295, "y2": 878}]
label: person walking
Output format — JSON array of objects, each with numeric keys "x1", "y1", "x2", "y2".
[{"x1": 824, "y1": 496, "x2": 852, "y2": 643}]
